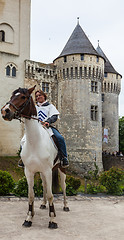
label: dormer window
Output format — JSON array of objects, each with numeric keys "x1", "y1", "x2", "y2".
[{"x1": 0, "y1": 30, "x2": 5, "y2": 42}]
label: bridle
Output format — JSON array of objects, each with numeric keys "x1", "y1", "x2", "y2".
[
  {"x1": 6, "y1": 96, "x2": 32, "y2": 115},
  {"x1": 3, "y1": 94, "x2": 45, "y2": 125}
]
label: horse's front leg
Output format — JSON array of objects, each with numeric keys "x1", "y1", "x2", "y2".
[
  {"x1": 23, "y1": 168, "x2": 35, "y2": 227},
  {"x1": 45, "y1": 169, "x2": 58, "y2": 229}
]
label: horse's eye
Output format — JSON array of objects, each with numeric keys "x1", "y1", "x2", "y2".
[{"x1": 21, "y1": 96, "x2": 26, "y2": 99}]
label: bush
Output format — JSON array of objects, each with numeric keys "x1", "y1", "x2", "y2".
[
  {"x1": 0, "y1": 170, "x2": 15, "y2": 196},
  {"x1": 14, "y1": 176, "x2": 28, "y2": 197},
  {"x1": 86, "y1": 184, "x2": 106, "y2": 194},
  {"x1": 99, "y1": 167, "x2": 124, "y2": 195},
  {"x1": 66, "y1": 175, "x2": 81, "y2": 196},
  {"x1": 14, "y1": 176, "x2": 43, "y2": 197}
]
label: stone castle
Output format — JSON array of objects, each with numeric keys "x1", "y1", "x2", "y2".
[{"x1": 0, "y1": 0, "x2": 122, "y2": 174}]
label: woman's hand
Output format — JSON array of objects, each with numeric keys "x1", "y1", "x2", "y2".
[{"x1": 43, "y1": 122, "x2": 49, "y2": 128}]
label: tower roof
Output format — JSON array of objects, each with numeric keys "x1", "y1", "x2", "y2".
[
  {"x1": 55, "y1": 22, "x2": 99, "y2": 60},
  {"x1": 96, "y1": 43, "x2": 121, "y2": 76}
]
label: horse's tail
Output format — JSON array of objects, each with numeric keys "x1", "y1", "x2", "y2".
[{"x1": 52, "y1": 168, "x2": 59, "y2": 193}]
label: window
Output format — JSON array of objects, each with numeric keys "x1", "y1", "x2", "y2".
[
  {"x1": 81, "y1": 54, "x2": 84, "y2": 61},
  {"x1": 91, "y1": 105, "x2": 98, "y2": 121},
  {"x1": 12, "y1": 66, "x2": 16, "y2": 77},
  {"x1": 104, "y1": 72, "x2": 107, "y2": 78},
  {"x1": 102, "y1": 93, "x2": 105, "y2": 102},
  {"x1": 6, "y1": 64, "x2": 17, "y2": 77},
  {"x1": 102, "y1": 118, "x2": 105, "y2": 127},
  {"x1": 0, "y1": 30, "x2": 5, "y2": 42},
  {"x1": 42, "y1": 82, "x2": 49, "y2": 93},
  {"x1": 96, "y1": 56, "x2": 99, "y2": 62},
  {"x1": 64, "y1": 56, "x2": 67, "y2": 63},
  {"x1": 6, "y1": 65, "x2": 10, "y2": 76},
  {"x1": 91, "y1": 80, "x2": 98, "y2": 92}
]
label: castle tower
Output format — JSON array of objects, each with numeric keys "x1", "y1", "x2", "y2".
[
  {"x1": 54, "y1": 22, "x2": 105, "y2": 174},
  {"x1": 96, "y1": 44, "x2": 122, "y2": 153},
  {"x1": 0, "y1": 0, "x2": 31, "y2": 155}
]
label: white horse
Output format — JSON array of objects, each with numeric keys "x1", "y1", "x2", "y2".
[{"x1": 1, "y1": 86, "x2": 69, "y2": 229}]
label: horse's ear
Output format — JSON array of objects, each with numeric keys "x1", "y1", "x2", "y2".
[{"x1": 28, "y1": 85, "x2": 36, "y2": 95}]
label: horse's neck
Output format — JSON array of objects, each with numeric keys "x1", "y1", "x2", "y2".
[{"x1": 24, "y1": 118, "x2": 43, "y2": 144}]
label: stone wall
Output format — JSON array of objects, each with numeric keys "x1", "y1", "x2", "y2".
[
  {"x1": 54, "y1": 54, "x2": 104, "y2": 173},
  {"x1": 102, "y1": 154, "x2": 124, "y2": 171}
]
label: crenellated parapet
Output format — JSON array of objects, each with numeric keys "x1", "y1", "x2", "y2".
[
  {"x1": 102, "y1": 72, "x2": 121, "y2": 94},
  {"x1": 24, "y1": 60, "x2": 57, "y2": 103},
  {"x1": 55, "y1": 54, "x2": 104, "y2": 82}
]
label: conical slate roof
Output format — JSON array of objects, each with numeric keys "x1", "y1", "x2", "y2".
[
  {"x1": 96, "y1": 44, "x2": 120, "y2": 75},
  {"x1": 55, "y1": 23, "x2": 99, "y2": 60}
]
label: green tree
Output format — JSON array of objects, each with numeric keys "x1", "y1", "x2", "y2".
[{"x1": 119, "y1": 117, "x2": 124, "y2": 154}]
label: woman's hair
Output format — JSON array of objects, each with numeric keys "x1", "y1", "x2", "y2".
[{"x1": 35, "y1": 90, "x2": 47, "y2": 101}]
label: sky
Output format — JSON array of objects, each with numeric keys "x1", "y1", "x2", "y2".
[{"x1": 30, "y1": 0, "x2": 124, "y2": 117}]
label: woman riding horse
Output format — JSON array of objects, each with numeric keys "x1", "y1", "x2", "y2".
[
  {"x1": 19, "y1": 89, "x2": 69, "y2": 168},
  {"x1": 1, "y1": 86, "x2": 69, "y2": 229}
]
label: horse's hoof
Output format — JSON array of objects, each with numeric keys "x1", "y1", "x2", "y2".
[
  {"x1": 22, "y1": 220, "x2": 32, "y2": 227},
  {"x1": 48, "y1": 221, "x2": 58, "y2": 229},
  {"x1": 40, "y1": 204, "x2": 46, "y2": 209},
  {"x1": 63, "y1": 207, "x2": 70, "y2": 212}
]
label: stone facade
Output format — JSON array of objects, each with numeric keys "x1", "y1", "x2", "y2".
[
  {"x1": 0, "y1": 0, "x2": 30, "y2": 155},
  {"x1": 102, "y1": 73, "x2": 121, "y2": 153},
  {"x1": 0, "y1": 1, "x2": 122, "y2": 175},
  {"x1": 54, "y1": 54, "x2": 104, "y2": 173}
]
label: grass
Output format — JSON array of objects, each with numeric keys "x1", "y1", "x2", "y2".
[{"x1": 0, "y1": 156, "x2": 24, "y2": 181}]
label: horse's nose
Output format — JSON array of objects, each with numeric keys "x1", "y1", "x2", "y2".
[
  {"x1": 1, "y1": 107, "x2": 10, "y2": 119},
  {"x1": 1, "y1": 108, "x2": 6, "y2": 117},
  {"x1": 5, "y1": 108, "x2": 10, "y2": 114}
]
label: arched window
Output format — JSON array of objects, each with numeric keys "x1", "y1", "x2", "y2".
[
  {"x1": 6, "y1": 64, "x2": 17, "y2": 78},
  {"x1": 12, "y1": 66, "x2": 16, "y2": 77},
  {"x1": 0, "y1": 30, "x2": 5, "y2": 42},
  {"x1": 6, "y1": 65, "x2": 10, "y2": 76}
]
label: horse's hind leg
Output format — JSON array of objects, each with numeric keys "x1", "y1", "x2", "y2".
[
  {"x1": 58, "y1": 168, "x2": 69, "y2": 211},
  {"x1": 40, "y1": 172, "x2": 47, "y2": 209},
  {"x1": 23, "y1": 169, "x2": 35, "y2": 227},
  {"x1": 45, "y1": 169, "x2": 58, "y2": 229}
]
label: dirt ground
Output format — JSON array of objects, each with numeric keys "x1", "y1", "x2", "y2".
[{"x1": 1, "y1": 195, "x2": 124, "y2": 240}]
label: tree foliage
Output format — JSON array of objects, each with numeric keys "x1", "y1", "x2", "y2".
[{"x1": 119, "y1": 117, "x2": 124, "y2": 154}]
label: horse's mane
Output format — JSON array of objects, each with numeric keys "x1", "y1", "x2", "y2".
[{"x1": 13, "y1": 88, "x2": 29, "y2": 96}]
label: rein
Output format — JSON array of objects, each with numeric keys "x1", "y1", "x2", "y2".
[
  {"x1": 2, "y1": 93, "x2": 45, "y2": 126},
  {"x1": 20, "y1": 114, "x2": 44, "y2": 125},
  {"x1": 7, "y1": 96, "x2": 31, "y2": 114}
]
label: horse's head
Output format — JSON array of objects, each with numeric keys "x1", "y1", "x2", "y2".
[{"x1": 1, "y1": 86, "x2": 37, "y2": 121}]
